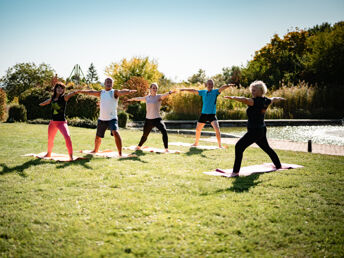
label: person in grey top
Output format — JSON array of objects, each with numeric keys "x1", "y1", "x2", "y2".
[{"x1": 127, "y1": 83, "x2": 176, "y2": 152}]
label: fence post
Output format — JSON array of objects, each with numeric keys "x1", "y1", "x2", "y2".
[{"x1": 308, "y1": 140, "x2": 312, "y2": 153}]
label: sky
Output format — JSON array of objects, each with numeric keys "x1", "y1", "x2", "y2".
[{"x1": 0, "y1": 0, "x2": 343, "y2": 82}]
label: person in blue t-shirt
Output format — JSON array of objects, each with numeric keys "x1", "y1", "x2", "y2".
[{"x1": 180, "y1": 80, "x2": 234, "y2": 148}]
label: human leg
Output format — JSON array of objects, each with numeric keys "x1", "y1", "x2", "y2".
[
  {"x1": 255, "y1": 128, "x2": 281, "y2": 169},
  {"x1": 155, "y1": 119, "x2": 168, "y2": 149},
  {"x1": 138, "y1": 119, "x2": 154, "y2": 148},
  {"x1": 193, "y1": 122, "x2": 205, "y2": 146},
  {"x1": 57, "y1": 121, "x2": 73, "y2": 160},
  {"x1": 46, "y1": 121, "x2": 59, "y2": 157},
  {"x1": 112, "y1": 130, "x2": 122, "y2": 156},
  {"x1": 233, "y1": 131, "x2": 256, "y2": 173},
  {"x1": 211, "y1": 120, "x2": 222, "y2": 148}
]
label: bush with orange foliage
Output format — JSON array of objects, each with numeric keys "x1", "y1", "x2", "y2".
[{"x1": 0, "y1": 88, "x2": 7, "y2": 121}]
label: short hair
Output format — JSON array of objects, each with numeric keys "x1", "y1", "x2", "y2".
[
  {"x1": 249, "y1": 80, "x2": 267, "y2": 95},
  {"x1": 150, "y1": 83, "x2": 159, "y2": 88},
  {"x1": 105, "y1": 77, "x2": 113, "y2": 83},
  {"x1": 206, "y1": 79, "x2": 214, "y2": 85}
]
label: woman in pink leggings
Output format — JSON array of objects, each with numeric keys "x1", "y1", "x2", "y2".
[{"x1": 39, "y1": 82, "x2": 80, "y2": 161}]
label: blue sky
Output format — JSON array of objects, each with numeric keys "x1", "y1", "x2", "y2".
[{"x1": 0, "y1": 0, "x2": 343, "y2": 82}]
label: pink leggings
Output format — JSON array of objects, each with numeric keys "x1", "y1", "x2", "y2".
[{"x1": 47, "y1": 121, "x2": 73, "y2": 155}]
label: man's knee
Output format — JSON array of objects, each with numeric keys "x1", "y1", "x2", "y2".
[{"x1": 112, "y1": 130, "x2": 120, "y2": 137}]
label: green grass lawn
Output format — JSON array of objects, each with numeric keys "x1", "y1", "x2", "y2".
[{"x1": 0, "y1": 123, "x2": 343, "y2": 257}]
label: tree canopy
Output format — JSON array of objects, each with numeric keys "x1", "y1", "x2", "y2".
[{"x1": 1, "y1": 63, "x2": 55, "y2": 101}]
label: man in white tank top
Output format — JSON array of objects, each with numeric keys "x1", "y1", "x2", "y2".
[{"x1": 79, "y1": 78, "x2": 136, "y2": 156}]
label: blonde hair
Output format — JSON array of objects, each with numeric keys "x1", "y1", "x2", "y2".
[{"x1": 249, "y1": 80, "x2": 267, "y2": 95}]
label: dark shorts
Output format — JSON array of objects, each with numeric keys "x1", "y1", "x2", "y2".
[
  {"x1": 198, "y1": 114, "x2": 217, "y2": 124},
  {"x1": 96, "y1": 119, "x2": 118, "y2": 138}
]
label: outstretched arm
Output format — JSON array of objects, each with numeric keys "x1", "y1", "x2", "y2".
[
  {"x1": 160, "y1": 90, "x2": 177, "y2": 100},
  {"x1": 224, "y1": 96, "x2": 254, "y2": 106},
  {"x1": 127, "y1": 96, "x2": 146, "y2": 102},
  {"x1": 218, "y1": 84, "x2": 235, "y2": 93},
  {"x1": 64, "y1": 90, "x2": 80, "y2": 102},
  {"x1": 78, "y1": 90, "x2": 101, "y2": 97},
  {"x1": 39, "y1": 98, "x2": 52, "y2": 106},
  {"x1": 179, "y1": 88, "x2": 198, "y2": 94},
  {"x1": 270, "y1": 97, "x2": 285, "y2": 104},
  {"x1": 115, "y1": 89, "x2": 137, "y2": 97}
]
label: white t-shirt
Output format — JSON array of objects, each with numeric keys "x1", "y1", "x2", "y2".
[
  {"x1": 145, "y1": 95, "x2": 162, "y2": 119},
  {"x1": 99, "y1": 89, "x2": 118, "y2": 121}
]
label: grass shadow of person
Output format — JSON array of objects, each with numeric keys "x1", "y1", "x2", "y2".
[
  {"x1": 55, "y1": 155, "x2": 94, "y2": 169},
  {"x1": 184, "y1": 147, "x2": 207, "y2": 158},
  {"x1": 0, "y1": 158, "x2": 53, "y2": 177},
  {"x1": 201, "y1": 174, "x2": 262, "y2": 196},
  {"x1": 118, "y1": 151, "x2": 148, "y2": 163},
  {"x1": 221, "y1": 174, "x2": 261, "y2": 193}
]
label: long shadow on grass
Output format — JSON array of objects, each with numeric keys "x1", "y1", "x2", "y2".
[
  {"x1": 224, "y1": 174, "x2": 261, "y2": 193},
  {"x1": 0, "y1": 159, "x2": 50, "y2": 177},
  {"x1": 184, "y1": 148, "x2": 207, "y2": 158},
  {"x1": 55, "y1": 155, "x2": 94, "y2": 169},
  {"x1": 118, "y1": 150, "x2": 148, "y2": 163},
  {"x1": 202, "y1": 174, "x2": 261, "y2": 195},
  {"x1": 0, "y1": 155, "x2": 95, "y2": 176}
]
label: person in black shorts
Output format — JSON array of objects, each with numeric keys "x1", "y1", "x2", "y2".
[
  {"x1": 180, "y1": 80, "x2": 234, "y2": 148},
  {"x1": 224, "y1": 80, "x2": 285, "y2": 176},
  {"x1": 79, "y1": 78, "x2": 136, "y2": 156}
]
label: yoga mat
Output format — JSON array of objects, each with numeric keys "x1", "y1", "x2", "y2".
[
  {"x1": 23, "y1": 152, "x2": 85, "y2": 162},
  {"x1": 80, "y1": 150, "x2": 136, "y2": 158},
  {"x1": 123, "y1": 146, "x2": 182, "y2": 154},
  {"x1": 169, "y1": 142, "x2": 224, "y2": 150},
  {"x1": 204, "y1": 163, "x2": 303, "y2": 177}
]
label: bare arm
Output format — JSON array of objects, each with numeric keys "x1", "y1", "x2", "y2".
[
  {"x1": 179, "y1": 88, "x2": 198, "y2": 94},
  {"x1": 78, "y1": 90, "x2": 101, "y2": 97},
  {"x1": 39, "y1": 98, "x2": 52, "y2": 106},
  {"x1": 224, "y1": 96, "x2": 254, "y2": 106},
  {"x1": 127, "y1": 96, "x2": 146, "y2": 102},
  {"x1": 64, "y1": 90, "x2": 80, "y2": 102},
  {"x1": 115, "y1": 89, "x2": 137, "y2": 97},
  {"x1": 218, "y1": 84, "x2": 235, "y2": 93},
  {"x1": 270, "y1": 97, "x2": 285, "y2": 104},
  {"x1": 159, "y1": 90, "x2": 177, "y2": 100}
]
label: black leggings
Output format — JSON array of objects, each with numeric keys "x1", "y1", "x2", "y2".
[
  {"x1": 138, "y1": 118, "x2": 168, "y2": 149},
  {"x1": 233, "y1": 127, "x2": 281, "y2": 172}
]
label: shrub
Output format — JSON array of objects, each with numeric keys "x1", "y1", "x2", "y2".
[
  {"x1": 19, "y1": 86, "x2": 99, "y2": 120},
  {"x1": 66, "y1": 94, "x2": 99, "y2": 120},
  {"x1": 7, "y1": 104, "x2": 27, "y2": 122},
  {"x1": 165, "y1": 85, "x2": 203, "y2": 119},
  {"x1": 122, "y1": 76, "x2": 149, "y2": 103},
  {"x1": 0, "y1": 88, "x2": 7, "y2": 121},
  {"x1": 19, "y1": 86, "x2": 51, "y2": 120},
  {"x1": 126, "y1": 102, "x2": 146, "y2": 121},
  {"x1": 67, "y1": 117, "x2": 97, "y2": 128},
  {"x1": 27, "y1": 119, "x2": 50, "y2": 125},
  {"x1": 118, "y1": 111, "x2": 128, "y2": 128}
]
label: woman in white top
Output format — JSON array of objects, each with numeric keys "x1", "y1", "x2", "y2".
[{"x1": 128, "y1": 83, "x2": 176, "y2": 152}]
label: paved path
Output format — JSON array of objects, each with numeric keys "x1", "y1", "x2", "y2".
[{"x1": 202, "y1": 137, "x2": 344, "y2": 156}]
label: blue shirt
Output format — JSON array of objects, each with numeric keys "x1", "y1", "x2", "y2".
[{"x1": 198, "y1": 89, "x2": 220, "y2": 114}]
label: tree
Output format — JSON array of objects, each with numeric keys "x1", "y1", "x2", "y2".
[
  {"x1": 0, "y1": 62, "x2": 55, "y2": 101},
  {"x1": 241, "y1": 30, "x2": 309, "y2": 87},
  {"x1": 188, "y1": 69, "x2": 206, "y2": 84},
  {"x1": 302, "y1": 21, "x2": 344, "y2": 85},
  {"x1": 86, "y1": 63, "x2": 99, "y2": 84},
  {"x1": 105, "y1": 57, "x2": 162, "y2": 89},
  {"x1": 222, "y1": 66, "x2": 242, "y2": 85}
]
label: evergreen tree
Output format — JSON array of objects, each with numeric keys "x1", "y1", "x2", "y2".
[{"x1": 86, "y1": 63, "x2": 99, "y2": 84}]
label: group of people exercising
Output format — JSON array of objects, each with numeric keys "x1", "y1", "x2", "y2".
[{"x1": 39, "y1": 78, "x2": 284, "y2": 175}]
